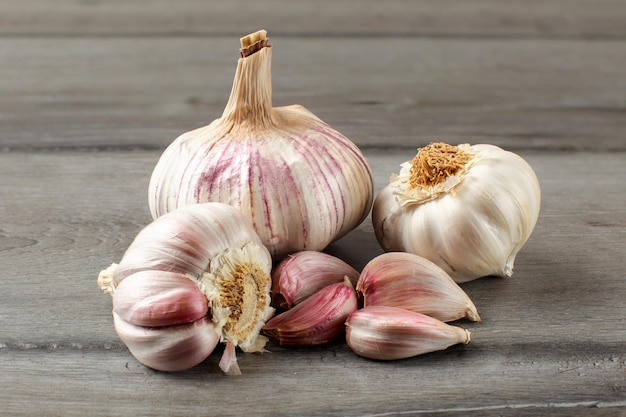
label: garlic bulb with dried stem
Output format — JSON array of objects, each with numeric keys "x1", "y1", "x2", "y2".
[
  {"x1": 372, "y1": 142, "x2": 541, "y2": 283},
  {"x1": 97, "y1": 202, "x2": 274, "y2": 375},
  {"x1": 148, "y1": 30, "x2": 374, "y2": 259}
]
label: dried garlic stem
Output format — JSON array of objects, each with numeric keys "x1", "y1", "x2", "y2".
[{"x1": 222, "y1": 29, "x2": 274, "y2": 127}]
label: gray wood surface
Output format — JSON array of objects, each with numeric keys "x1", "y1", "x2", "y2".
[{"x1": 1, "y1": 1, "x2": 625, "y2": 416}]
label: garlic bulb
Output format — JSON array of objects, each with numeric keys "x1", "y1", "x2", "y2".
[
  {"x1": 148, "y1": 30, "x2": 374, "y2": 259},
  {"x1": 97, "y1": 202, "x2": 274, "y2": 374},
  {"x1": 372, "y1": 142, "x2": 541, "y2": 283}
]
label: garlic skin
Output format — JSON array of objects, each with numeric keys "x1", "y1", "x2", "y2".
[
  {"x1": 345, "y1": 305, "x2": 470, "y2": 361},
  {"x1": 113, "y1": 313, "x2": 219, "y2": 372},
  {"x1": 148, "y1": 30, "x2": 374, "y2": 259},
  {"x1": 357, "y1": 252, "x2": 480, "y2": 322},
  {"x1": 271, "y1": 251, "x2": 360, "y2": 308},
  {"x1": 263, "y1": 278, "x2": 358, "y2": 346},
  {"x1": 98, "y1": 202, "x2": 274, "y2": 374},
  {"x1": 373, "y1": 143, "x2": 541, "y2": 283},
  {"x1": 113, "y1": 271, "x2": 208, "y2": 328}
]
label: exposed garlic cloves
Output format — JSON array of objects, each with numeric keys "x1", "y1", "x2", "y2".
[
  {"x1": 113, "y1": 313, "x2": 220, "y2": 372},
  {"x1": 263, "y1": 278, "x2": 358, "y2": 346},
  {"x1": 112, "y1": 271, "x2": 208, "y2": 328},
  {"x1": 357, "y1": 252, "x2": 480, "y2": 322},
  {"x1": 345, "y1": 305, "x2": 470, "y2": 361},
  {"x1": 98, "y1": 202, "x2": 273, "y2": 374},
  {"x1": 271, "y1": 251, "x2": 360, "y2": 308}
]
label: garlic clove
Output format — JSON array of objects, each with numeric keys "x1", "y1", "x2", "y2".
[
  {"x1": 148, "y1": 29, "x2": 373, "y2": 260},
  {"x1": 112, "y1": 271, "x2": 208, "y2": 328},
  {"x1": 271, "y1": 251, "x2": 360, "y2": 308},
  {"x1": 357, "y1": 252, "x2": 480, "y2": 322},
  {"x1": 113, "y1": 313, "x2": 220, "y2": 372},
  {"x1": 262, "y1": 278, "x2": 358, "y2": 346},
  {"x1": 345, "y1": 305, "x2": 471, "y2": 361},
  {"x1": 372, "y1": 142, "x2": 541, "y2": 283}
]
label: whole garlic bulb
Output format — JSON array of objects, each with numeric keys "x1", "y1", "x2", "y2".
[
  {"x1": 372, "y1": 142, "x2": 541, "y2": 283},
  {"x1": 97, "y1": 202, "x2": 274, "y2": 374},
  {"x1": 148, "y1": 30, "x2": 374, "y2": 259}
]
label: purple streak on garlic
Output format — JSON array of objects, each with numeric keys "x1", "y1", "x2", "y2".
[{"x1": 148, "y1": 30, "x2": 373, "y2": 259}]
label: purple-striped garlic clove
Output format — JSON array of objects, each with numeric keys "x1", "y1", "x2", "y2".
[
  {"x1": 113, "y1": 313, "x2": 220, "y2": 372},
  {"x1": 357, "y1": 252, "x2": 480, "y2": 323},
  {"x1": 263, "y1": 278, "x2": 358, "y2": 346},
  {"x1": 345, "y1": 305, "x2": 471, "y2": 361},
  {"x1": 112, "y1": 270, "x2": 208, "y2": 328},
  {"x1": 271, "y1": 251, "x2": 360, "y2": 308}
]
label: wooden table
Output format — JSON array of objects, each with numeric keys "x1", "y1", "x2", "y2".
[{"x1": 1, "y1": 2, "x2": 625, "y2": 416}]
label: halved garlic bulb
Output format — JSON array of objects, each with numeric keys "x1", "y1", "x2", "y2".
[
  {"x1": 97, "y1": 202, "x2": 274, "y2": 374},
  {"x1": 148, "y1": 30, "x2": 374, "y2": 259},
  {"x1": 372, "y1": 142, "x2": 541, "y2": 283}
]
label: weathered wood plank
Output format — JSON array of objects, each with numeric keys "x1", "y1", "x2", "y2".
[
  {"x1": 1, "y1": 37, "x2": 625, "y2": 151},
  {"x1": 1, "y1": 346, "x2": 625, "y2": 417},
  {"x1": 1, "y1": 0, "x2": 626, "y2": 38},
  {"x1": 0, "y1": 150, "x2": 624, "y2": 415}
]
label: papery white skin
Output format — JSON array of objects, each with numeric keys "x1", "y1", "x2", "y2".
[
  {"x1": 372, "y1": 144, "x2": 541, "y2": 283},
  {"x1": 99, "y1": 202, "x2": 274, "y2": 374},
  {"x1": 357, "y1": 252, "x2": 480, "y2": 322},
  {"x1": 148, "y1": 32, "x2": 373, "y2": 259},
  {"x1": 345, "y1": 305, "x2": 470, "y2": 361},
  {"x1": 113, "y1": 313, "x2": 220, "y2": 372}
]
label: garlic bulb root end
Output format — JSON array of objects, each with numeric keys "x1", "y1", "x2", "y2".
[{"x1": 199, "y1": 242, "x2": 273, "y2": 354}]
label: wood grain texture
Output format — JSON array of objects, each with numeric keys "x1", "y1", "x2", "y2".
[
  {"x1": 2, "y1": 0, "x2": 626, "y2": 38},
  {"x1": 0, "y1": 150, "x2": 624, "y2": 416},
  {"x1": 1, "y1": 37, "x2": 625, "y2": 151}
]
